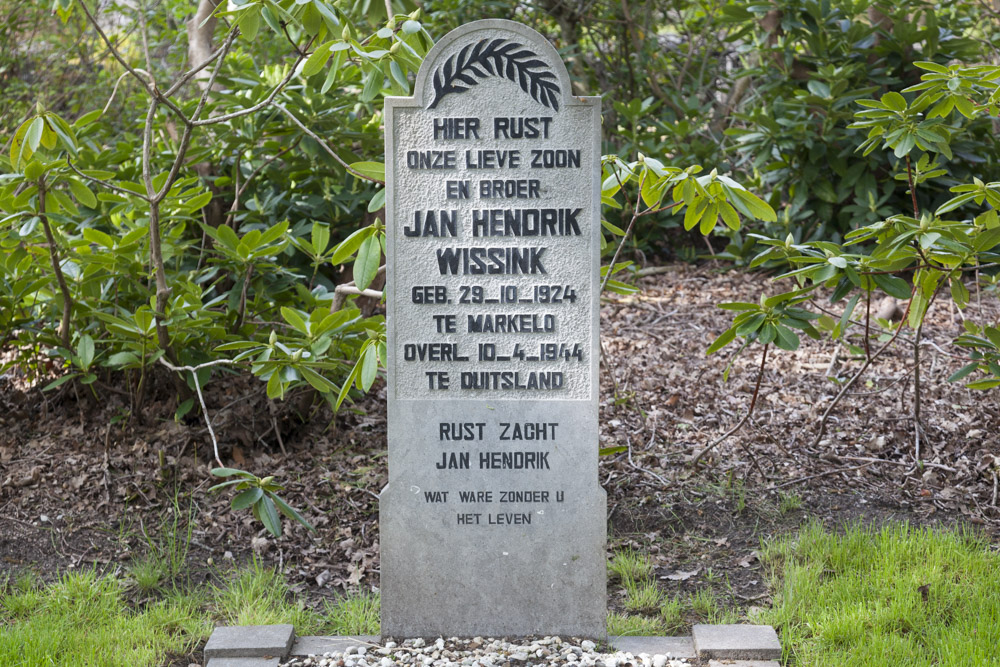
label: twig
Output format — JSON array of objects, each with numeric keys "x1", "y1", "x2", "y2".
[
  {"x1": 600, "y1": 170, "x2": 645, "y2": 295},
  {"x1": 626, "y1": 436, "x2": 668, "y2": 486},
  {"x1": 329, "y1": 265, "x2": 387, "y2": 312},
  {"x1": 692, "y1": 343, "x2": 770, "y2": 466},
  {"x1": 191, "y1": 41, "x2": 311, "y2": 127},
  {"x1": 273, "y1": 103, "x2": 385, "y2": 184},
  {"x1": 810, "y1": 294, "x2": 916, "y2": 449},
  {"x1": 38, "y1": 179, "x2": 72, "y2": 348},
  {"x1": 224, "y1": 138, "x2": 301, "y2": 227},
  {"x1": 158, "y1": 357, "x2": 236, "y2": 468},
  {"x1": 66, "y1": 157, "x2": 150, "y2": 201},
  {"x1": 771, "y1": 463, "x2": 874, "y2": 490},
  {"x1": 839, "y1": 455, "x2": 957, "y2": 473}
]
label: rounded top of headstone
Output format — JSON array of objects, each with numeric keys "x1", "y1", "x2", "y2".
[{"x1": 413, "y1": 19, "x2": 574, "y2": 112}]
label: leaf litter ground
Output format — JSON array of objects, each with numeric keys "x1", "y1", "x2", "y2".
[{"x1": 1, "y1": 264, "x2": 998, "y2": 653}]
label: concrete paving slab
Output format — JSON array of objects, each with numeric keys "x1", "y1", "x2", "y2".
[
  {"x1": 206, "y1": 659, "x2": 281, "y2": 667},
  {"x1": 609, "y1": 636, "x2": 696, "y2": 659},
  {"x1": 693, "y1": 625, "x2": 781, "y2": 661},
  {"x1": 291, "y1": 635, "x2": 381, "y2": 657},
  {"x1": 203, "y1": 624, "x2": 295, "y2": 659},
  {"x1": 707, "y1": 661, "x2": 781, "y2": 667}
]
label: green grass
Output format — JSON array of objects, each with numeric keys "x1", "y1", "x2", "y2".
[
  {"x1": 0, "y1": 560, "x2": 381, "y2": 667},
  {"x1": 325, "y1": 590, "x2": 380, "y2": 635},
  {"x1": 777, "y1": 491, "x2": 803, "y2": 515},
  {"x1": 0, "y1": 569, "x2": 210, "y2": 667},
  {"x1": 607, "y1": 611, "x2": 665, "y2": 636},
  {"x1": 608, "y1": 548, "x2": 654, "y2": 584},
  {"x1": 760, "y1": 521, "x2": 1000, "y2": 666},
  {"x1": 211, "y1": 561, "x2": 325, "y2": 631},
  {"x1": 623, "y1": 578, "x2": 664, "y2": 613},
  {"x1": 659, "y1": 595, "x2": 684, "y2": 634}
]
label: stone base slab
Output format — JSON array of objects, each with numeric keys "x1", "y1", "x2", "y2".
[
  {"x1": 693, "y1": 625, "x2": 782, "y2": 661},
  {"x1": 203, "y1": 625, "x2": 781, "y2": 665},
  {"x1": 204, "y1": 624, "x2": 295, "y2": 660},
  {"x1": 206, "y1": 659, "x2": 281, "y2": 667},
  {"x1": 609, "y1": 636, "x2": 695, "y2": 659},
  {"x1": 291, "y1": 636, "x2": 381, "y2": 657}
]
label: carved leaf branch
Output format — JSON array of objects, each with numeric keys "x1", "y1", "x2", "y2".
[{"x1": 428, "y1": 38, "x2": 561, "y2": 111}]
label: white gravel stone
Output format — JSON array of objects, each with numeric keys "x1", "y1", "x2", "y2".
[{"x1": 281, "y1": 636, "x2": 691, "y2": 667}]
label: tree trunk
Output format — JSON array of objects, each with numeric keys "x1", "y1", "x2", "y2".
[
  {"x1": 187, "y1": 0, "x2": 221, "y2": 90},
  {"x1": 187, "y1": 0, "x2": 225, "y2": 229}
]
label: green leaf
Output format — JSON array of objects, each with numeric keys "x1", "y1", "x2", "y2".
[
  {"x1": 974, "y1": 227, "x2": 1000, "y2": 252},
  {"x1": 966, "y1": 378, "x2": 1000, "y2": 390},
  {"x1": 232, "y1": 487, "x2": 263, "y2": 510},
  {"x1": 43, "y1": 373, "x2": 78, "y2": 391},
  {"x1": 950, "y1": 277, "x2": 969, "y2": 309},
  {"x1": 68, "y1": 179, "x2": 97, "y2": 208},
  {"x1": 185, "y1": 191, "x2": 213, "y2": 211},
  {"x1": 719, "y1": 202, "x2": 740, "y2": 231},
  {"x1": 828, "y1": 255, "x2": 848, "y2": 269},
  {"x1": 106, "y1": 351, "x2": 141, "y2": 367},
  {"x1": 302, "y1": 40, "x2": 335, "y2": 77},
  {"x1": 211, "y1": 467, "x2": 255, "y2": 478},
  {"x1": 598, "y1": 445, "x2": 628, "y2": 456},
  {"x1": 77, "y1": 334, "x2": 95, "y2": 370},
  {"x1": 871, "y1": 273, "x2": 912, "y2": 300},
  {"x1": 774, "y1": 325, "x2": 800, "y2": 351},
  {"x1": 266, "y1": 369, "x2": 284, "y2": 400},
  {"x1": 257, "y1": 494, "x2": 281, "y2": 536},
  {"x1": 881, "y1": 91, "x2": 907, "y2": 112},
  {"x1": 759, "y1": 322, "x2": 778, "y2": 345},
  {"x1": 238, "y1": 8, "x2": 260, "y2": 41},
  {"x1": 354, "y1": 234, "x2": 381, "y2": 290},
  {"x1": 330, "y1": 226, "x2": 373, "y2": 265},
  {"x1": 914, "y1": 61, "x2": 949, "y2": 74},
  {"x1": 175, "y1": 398, "x2": 195, "y2": 421},
  {"x1": 837, "y1": 293, "x2": 860, "y2": 337},
  {"x1": 948, "y1": 362, "x2": 980, "y2": 382},
  {"x1": 367, "y1": 188, "x2": 386, "y2": 212},
  {"x1": 26, "y1": 117, "x2": 45, "y2": 152},
  {"x1": 281, "y1": 307, "x2": 309, "y2": 334},
  {"x1": 300, "y1": 365, "x2": 336, "y2": 393},
  {"x1": 334, "y1": 361, "x2": 361, "y2": 410},
  {"x1": 359, "y1": 68, "x2": 385, "y2": 102},
  {"x1": 10, "y1": 118, "x2": 30, "y2": 168},
  {"x1": 360, "y1": 344, "x2": 378, "y2": 390},
  {"x1": 349, "y1": 161, "x2": 385, "y2": 182},
  {"x1": 733, "y1": 189, "x2": 777, "y2": 222},
  {"x1": 706, "y1": 326, "x2": 737, "y2": 355},
  {"x1": 311, "y1": 223, "x2": 330, "y2": 255},
  {"x1": 736, "y1": 312, "x2": 766, "y2": 336},
  {"x1": 269, "y1": 492, "x2": 316, "y2": 532}
]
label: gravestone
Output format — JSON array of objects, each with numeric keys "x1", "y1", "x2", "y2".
[{"x1": 380, "y1": 19, "x2": 604, "y2": 638}]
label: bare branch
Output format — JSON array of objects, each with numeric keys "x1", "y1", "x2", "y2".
[
  {"x1": 66, "y1": 157, "x2": 151, "y2": 201},
  {"x1": 225, "y1": 138, "x2": 302, "y2": 227},
  {"x1": 691, "y1": 343, "x2": 769, "y2": 466},
  {"x1": 76, "y1": 0, "x2": 191, "y2": 124},
  {"x1": 158, "y1": 357, "x2": 236, "y2": 468},
  {"x1": 153, "y1": 28, "x2": 238, "y2": 203},
  {"x1": 274, "y1": 102, "x2": 386, "y2": 184},
  {"x1": 191, "y1": 41, "x2": 312, "y2": 127},
  {"x1": 38, "y1": 179, "x2": 73, "y2": 348}
]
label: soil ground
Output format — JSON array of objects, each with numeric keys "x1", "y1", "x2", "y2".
[{"x1": 2, "y1": 263, "x2": 999, "y2": 663}]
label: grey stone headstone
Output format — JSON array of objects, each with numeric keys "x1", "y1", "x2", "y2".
[{"x1": 380, "y1": 19, "x2": 605, "y2": 638}]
